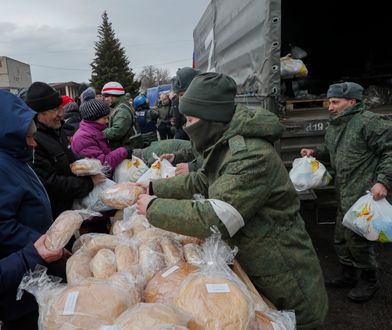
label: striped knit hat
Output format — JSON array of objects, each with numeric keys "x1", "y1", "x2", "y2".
[
  {"x1": 101, "y1": 81, "x2": 125, "y2": 96},
  {"x1": 79, "y1": 99, "x2": 110, "y2": 121}
]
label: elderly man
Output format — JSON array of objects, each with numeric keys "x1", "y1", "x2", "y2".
[
  {"x1": 102, "y1": 81, "x2": 141, "y2": 149},
  {"x1": 26, "y1": 82, "x2": 103, "y2": 218},
  {"x1": 136, "y1": 72, "x2": 328, "y2": 330},
  {"x1": 301, "y1": 82, "x2": 392, "y2": 302}
]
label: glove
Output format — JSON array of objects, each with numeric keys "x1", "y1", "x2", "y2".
[{"x1": 125, "y1": 147, "x2": 133, "y2": 158}]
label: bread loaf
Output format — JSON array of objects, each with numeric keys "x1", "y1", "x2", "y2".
[
  {"x1": 70, "y1": 158, "x2": 103, "y2": 176},
  {"x1": 115, "y1": 244, "x2": 139, "y2": 276},
  {"x1": 135, "y1": 227, "x2": 200, "y2": 246},
  {"x1": 101, "y1": 183, "x2": 143, "y2": 209},
  {"x1": 90, "y1": 248, "x2": 117, "y2": 279},
  {"x1": 144, "y1": 262, "x2": 198, "y2": 304},
  {"x1": 45, "y1": 211, "x2": 83, "y2": 250},
  {"x1": 84, "y1": 234, "x2": 120, "y2": 254},
  {"x1": 109, "y1": 272, "x2": 141, "y2": 306},
  {"x1": 138, "y1": 240, "x2": 166, "y2": 282},
  {"x1": 111, "y1": 303, "x2": 195, "y2": 330},
  {"x1": 183, "y1": 243, "x2": 203, "y2": 266},
  {"x1": 43, "y1": 280, "x2": 129, "y2": 330},
  {"x1": 160, "y1": 237, "x2": 184, "y2": 267},
  {"x1": 66, "y1": 249, "x2": 93, "y2": 285},
  {"x1": 174, "y1": 275, "x2": 252, "y2": 330}
]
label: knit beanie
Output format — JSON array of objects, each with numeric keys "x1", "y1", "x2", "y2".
[
  {"x1": 63, "y1": 102, "x2": 79, "y2": 115},
  {"x1": 61, "y1": 95, "x2": 75, "y2": 108},
  {"x1": 327, "y1": 82, "x2": 364, "y2": 101},
  {"x1": 102, "y1": 81, "x2": 125, "y2": 96},
  {"x1": 26, "y1": 82, "x2": 62, "y2": 112},
  {"x1": 180, "y1": 72, "x2": 237, "y2": 123},
  {"x1": 80, "y1": 87, "x2": 96, "y2": 104},
  {"x1": 79, "y1": 99, "x2": 110, "y2": 121},
  {"x1": 171, "y1": 67, "x2": 200, "y2": 93}
]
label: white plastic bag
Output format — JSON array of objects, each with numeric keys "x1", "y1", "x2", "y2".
[
  {"x1": 70, "y1": 158, "x2": 108, "y2": 176},
  {"x1": 137, "y1": 153, "x2": 176, "y2": 184},
  {"x1": 280, "y1": 55, "x2": 308, "y2": 79},
  {"x1": 113, "y1": 157, "x2": 149, "y2": 183},
  {"x1": 73, "y1": 179, "x2": 116, "y2": 212},
  {"x1": 289, "y1": 156, "x2": 332, "y2": 191},
  {"x1": 343, "y1": 192, "x2": 392, "y2": 242}
]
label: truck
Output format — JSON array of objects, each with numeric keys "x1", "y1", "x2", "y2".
[
  {"x1": 193, "y1": 0, "x2": 392, "y2": 223},
  {"x1": 0, "y1": 56, "x2": 32, "y2": 94}
]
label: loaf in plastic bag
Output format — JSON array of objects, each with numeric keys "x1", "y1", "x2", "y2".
[
  {"x1": 90, "y1": 248, "x2": 117, "y2": 279},
  {"x1": 343, "y1": 192, "x2": 392, "y2": 242},
  {"x1": 136, "y1": 153, "x2": 176, "y2": 184},
  {"x1": 144, "y1": 262, "x2": 199, "y2": 304},
  {"x1": 101, "y1": 182, "x2": 143, "y2": 209},
  {"x1": 113, "y1": 156, "x2": 149, "y2": 183},
  {"x1": 17, "y1": 266, "x2": 139, "y2": 330},
  {"x1": 173, "y1": 228, "x2": 254, "y2": 330},
  {"x1": 289, "y1": 156, "x2": 332, "y2": 191},
  {"x1": 66, "y1": 248, "x2": 93, "y2": 285},
  {"x1": 45, "y1": 210, "x2": 100, "y2": 251},
  {"x1": 106, "y1": 303, "x2": 195, "y2": 330},
  {"x1": 115, "y1": 244, "x2": 139, "y2": 277},
  {"x1": 138, "y1": 239, "x2": 166, "y2": 282},
  {"x1": 70, "y1": 158, "x2": 107, "y2": 176},
  {"x1": 73, "y1": 179, "x2": 116, "y2": 212}
]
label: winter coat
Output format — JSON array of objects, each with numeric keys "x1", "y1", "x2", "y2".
[
  {"x1": 0, "y1": 91, "x2": 63, "y2": 322},
  {"x1": 71, "y1": 120, "x2": 128, "y2": 173},
  {"x1": 63, "y1": 102, "x2": 81, "y2": 137},
  {"x1": 32, "y1": 122, "x2": 93, "y2": 218},
  {"x1": 104, "y1": 96, "x2": 139, "y2": 149},
  {"x1": 315, "y1": 103, "x2": 392, "y2": 214},
  {"x1": 147, "y1": 105, "x2": 328, "y2": 330}
]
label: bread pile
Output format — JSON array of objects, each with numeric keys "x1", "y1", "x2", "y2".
[{"x1": 101, "y1": 182, "x2": 143, "y2": 209}]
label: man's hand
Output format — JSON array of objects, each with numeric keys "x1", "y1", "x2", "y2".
[
  {"x1": 160, "y1": 153, "x2": 175, "y2": 163},
  {"x1": 34, "y1": 235, "x2": 64, "y2": 263},
  {"x1": 136, "y1": 194, "x2": 157, "y2": 215},
  {"x1": 371, "y1": 183, "x2": 388, "y2": 200},
  {"x1": 300, "y1": 148, "x2": 315, "y2": 157},
  {"x1": 132, "y1": 182, "x2": 149, "y2": 194},
  {"x1": 175, "y1": 163, "x2": 189, "y2": 176},
  {"x1": 91, "y1": 173, "x2": 107, "y2": 185}
]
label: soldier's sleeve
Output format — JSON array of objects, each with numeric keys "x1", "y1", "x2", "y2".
[
  {"x1": 314, "y1": 144, "x2": 330, "y2": 161},
  {"x1": 173, "y1": 149, "x2": 196, "y2": 165},
  {"x1": 365, "y1": 117, "x2": 392, "y2": 190},
  {"x1": 104, "y1": 107, "x2": 132, "y2": 141},
  {"x1": 147, "y1": 150, "x2": 274, "y2": 240}
]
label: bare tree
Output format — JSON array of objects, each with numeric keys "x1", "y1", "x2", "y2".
[{"x1": 138, "y1": 65, "x2": 172, "y2": 89}]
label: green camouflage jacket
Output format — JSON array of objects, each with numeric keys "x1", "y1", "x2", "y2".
[
  {"x1": 147, "y1": 105, "x2": 328, "y2": 330},
  {"x1": 315, "y1": 103, "x2": 392, "y2": 214},
  {"x1": 104, "y1": 96, "x2": 138, "y2": 149}
]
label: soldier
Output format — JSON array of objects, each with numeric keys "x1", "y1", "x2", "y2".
[
  {"x1": 136, "y1": 72, "x2": 328, "y2": 330},
  {"x1": 301, "y1": 82, "x2": 392, "y2": 302}
]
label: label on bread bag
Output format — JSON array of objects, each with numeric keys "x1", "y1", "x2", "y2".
[
  {"x1": 63, "y1": 291, "x2": 79, "y2": 315},
  {"x1": 161, "y1": 265, "x2": 180, "y2": 278},
  {"x1": 206, "y1": 283, "x2": 231, "y2": 293}
]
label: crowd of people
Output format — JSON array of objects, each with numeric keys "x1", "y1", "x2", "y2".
[{"x1": 1, "y1": 66, "x2": 391, "y2": 330}]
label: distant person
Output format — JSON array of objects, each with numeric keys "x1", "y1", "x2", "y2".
[
  {"x1": 170, "y1": 67, "x2": 200, "y2": 139},
  {"x1": 301, "y1": 82, "x2": 392, "y2": 302},
  {"x1": 102, "y1": 81, "x2": 142, "y2": 149},
  {"x1": 156, "y1": 92, "x2": 173, "y2": 140},
  {"x1": 26, "y1": 82, "x2": 104, "y2": 218},
  {"x1": 0, "y1": 90, "x2": 66, "y2": 330},
  {"x1": 62, "y1": 101, "x2": 81, "y2": 139},
  {"x1": 133, "y1": 95, "x2": 159, "y2": 147}
]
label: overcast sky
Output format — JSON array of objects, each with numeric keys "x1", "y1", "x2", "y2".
[{"x1": 0, "y1": 0, "x2": 210, "y2": 84}]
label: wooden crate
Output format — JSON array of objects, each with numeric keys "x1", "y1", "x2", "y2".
[{"x1": 286, "y1": 98, "x2": 329, "y2": 111}]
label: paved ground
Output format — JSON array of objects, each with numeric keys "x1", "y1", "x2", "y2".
[{"x1": 302, "y1": 208, "x2": 392, "y2": 330}]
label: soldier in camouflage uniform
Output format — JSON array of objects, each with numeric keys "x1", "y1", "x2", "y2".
[
  {"x1": 301, "y1": 82, "x2": 392, "y2": 302},
  {"x1": 137, "y1": 72, "x2": 328, "y2": 330}
]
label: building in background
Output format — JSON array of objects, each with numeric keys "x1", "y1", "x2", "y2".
[
  {"x1": 0, "y1": 56, "x2": 32, "y2": 94},
  {"x1": 49, "y1": 82, "x2": 80, "y2": 98}
]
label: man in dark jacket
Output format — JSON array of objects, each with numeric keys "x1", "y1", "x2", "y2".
[
  {"x1": 26, "y1": 82, "x2": 104, "y2": 218},
  {"x1": 0, "y1": 90, "x2": 65, "y2": 330}
]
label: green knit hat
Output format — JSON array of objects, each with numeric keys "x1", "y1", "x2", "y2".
[
  {"x1": 171, "y1": 67, "x2": 200, "y2": 93},
  {"x1": 327, "y1": 82, "x2": 364, "y2": 101},
  {"x1": 180, "y1": 72, "x2": 237, "y2": 123}
]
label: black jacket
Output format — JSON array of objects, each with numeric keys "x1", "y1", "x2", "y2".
[
  {"x1": 63, "y1": 108, "x2": 81, "y2": 137},
  {"x1": 31, "y1": 122, "x2": 93, "y2": 218}
]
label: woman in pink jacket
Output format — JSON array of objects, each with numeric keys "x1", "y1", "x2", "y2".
[{"x1": 71, "y1": 99, "x2": 132, "y2": 175}]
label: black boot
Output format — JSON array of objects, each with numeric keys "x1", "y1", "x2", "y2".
[
  {"x1": 348, "y1": 269, "x2": 380, "y2": 302},
  {"x1": 325, "y1": 264, "x2": 358, "y2": 288}
]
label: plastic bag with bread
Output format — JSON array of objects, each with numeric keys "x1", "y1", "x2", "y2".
[
  {"x1": 70, "y1": 158, "x2": 107, "y2": 176},
  {"x1": 101, "y1": 182, "x2": 143, "y2": 209}
]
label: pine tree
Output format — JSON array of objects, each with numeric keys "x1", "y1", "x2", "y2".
[{"x1": 90, "y1": 11, "x2": 139, "y2": 95}]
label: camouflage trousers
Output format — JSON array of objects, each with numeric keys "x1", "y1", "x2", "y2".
[{"x1": 334, "y1": 212, "x2": 377, "y2": 270}]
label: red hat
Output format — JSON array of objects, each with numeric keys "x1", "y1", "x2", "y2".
[{"x1": 61, "y1": 95, "x2": 75, "y2": 108}]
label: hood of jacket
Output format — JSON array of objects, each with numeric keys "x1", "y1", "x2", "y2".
[
  {"x1": 222, "y1": 105, "x2": 284, "y2": 144},
  {"x1": 0, "y1": 90, "x2": 36, "y2": 160}
]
